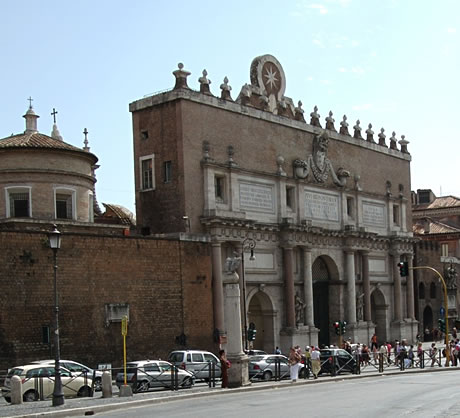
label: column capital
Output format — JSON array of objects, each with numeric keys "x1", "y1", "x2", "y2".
[
  {"x1": 343, "y1": 247, "x2": 356, "y2": 254},
  {"x1": 300, "y1": 244, "x2": 312, "y2": 252}
]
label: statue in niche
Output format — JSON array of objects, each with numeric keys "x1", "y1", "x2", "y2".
[
  {"x1": 293, "y1": 130, "x2": 350, "y2": 187},
  {"x1": 295, "y1": 292, "x2": 306, "y2": 325},
  {"x1": 224, "y1": 252, "x2": 241, "y2": 275},
  {"x1": 446, "y1": 266, "x2": 458, "y2": 290},
  {"x1": 356, "y1": 292, "x2": 364, "y2": 321}
]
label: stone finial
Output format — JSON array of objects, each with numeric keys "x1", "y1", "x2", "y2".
[
  {"x1": 353, "y1": 120, "x2": 362, "y2": 139},
  {"x1": 83, "y1": 128, "x2": 90, "y2": 151},
  {"x1": 220, "y1": 76, "x2": 232, "y2": 101},
  {"x1": 325, "y1": 111, "x2": 337, "y2": 132},
  {"x1": 276, "y1": 155, "x2": 287, "y2": 176},
  {"x1": 310, "y1": 105, "x2": 322, "y2": 127},
  {"x1": 294, "y1": 100, "x2": 305, "y2": 122},
  {"x1": 227, "y1": 145, "x2": 237, "y2": 167},
  {"x1": 340, "y1": 115, "x2": 350, "y2": 136},
  {"x1": 399, "y1": 135, "x2": 409, "y2": 154},
  {"x1": 389, "y1": 131, "x2": 398, "y2": 150},
  {"x1": 239, "y1": 83, "x2": 252, "y2": 106},
  {"x1": 365, "y1": 123, "x2": 375, "y2": 143},
  {"x1": 378, "y1": 128, "x2": 386, "y2": 146},
  {"x1": 173, "y1": 62, "x2": 191, "y2": 90},
  {"x1": 198, "y1": 69, "x2": 212, "y2": 95},
  {"x1": 23, "y1": 99, "x2": 39, "y2": 134}
]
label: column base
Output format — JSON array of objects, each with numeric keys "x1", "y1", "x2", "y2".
[
  {"x1": 391, "y1": 319, "x2": 419, "y2": 343},
  {"x1": 227, "y1": 353, "x2": 251, "y2": 388},
  {"x1": 280, "y1": 325, "x2": 319, "y2": 352}
]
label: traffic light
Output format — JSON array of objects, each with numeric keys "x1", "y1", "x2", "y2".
[
  {"x1": 341, "y1": 321, "x2": 347, "y2": 334},
  {"x1": 248, "y1": 322, "x2": 257, "y2": 341},
  {"x1": 438, "y1": 318, "x2": 446, "y2": 333},
  {"x1": 398, "y1": 261, "x2": 409, "y2": 277},
  {"x1": 333, "y1": 322, "x2": 340, "y2": 335}
]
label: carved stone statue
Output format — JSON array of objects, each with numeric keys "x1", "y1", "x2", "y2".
[
  {"x1": 356, "y1": 292, "x2": 364, "y2": 321},
  {"x1": 224, "y1": 253, "x2": 241, "y2": 275},
  {"x1": 295, "y1": 292, "x2": 306, "y2": 325},
  {"x1": 293, "y1": 130, "x2": 350, "y2": 187},
  {"x1": 446, "y1": 266, "x2": 458, "y2": 290}
]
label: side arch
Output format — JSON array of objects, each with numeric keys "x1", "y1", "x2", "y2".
[
  {"x1": 247, "y1": 290, "x2": 275, "y2": 353},
  {"x1": 371, "y1": 288, "x2": 387, "y2": 344}
]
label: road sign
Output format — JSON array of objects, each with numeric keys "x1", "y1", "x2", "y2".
[{"x1": 440, "y1": 307, "x2": 445, "y2": 316}]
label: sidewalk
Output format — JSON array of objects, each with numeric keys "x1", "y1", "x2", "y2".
[{"x1": 2, "y1": 362, "x2": 460, "y2": 418}]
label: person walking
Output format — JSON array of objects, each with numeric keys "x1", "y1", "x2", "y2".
[
  {"x1": 219, "y1": 350, "x2": 230, "y2": 388},
  {"x1": 288, "y1": 347, "x2": 301, "y2": 382},
  {"x1": 274, "y1": 346, "x2": 281, "y2": 355},
  {"x1": 311, "y1": 346, "x2": 321, "y2": 379},
  {"x1": 429, "y1": 342, "x2": 437, "y2": 367}
]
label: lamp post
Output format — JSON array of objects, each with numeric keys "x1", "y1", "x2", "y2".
[
  {"x1": 241, "y1": 237, "x2": 256, "y2": 352},
  {"x1": 48, "y1": 225, "x2": 64, "y2": 406}
]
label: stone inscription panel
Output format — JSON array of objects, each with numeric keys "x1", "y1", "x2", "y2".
[
  {"x1": 304, "y1": 190, "x2": 339, "y2": 222},
  {"x1": 239, "y1": 182, "x2": 275, "y2": 213},
  {"x1": 362, "y1": 202, "x2": 386, "y2": 226}
]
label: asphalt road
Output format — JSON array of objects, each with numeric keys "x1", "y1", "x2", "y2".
[{"x1": 96, "y1": 372, "x2": 460, "y2": 418}]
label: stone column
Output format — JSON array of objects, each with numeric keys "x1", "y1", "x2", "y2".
[
  {"x1": 346, "y1": 250, "x2": 357, "y2": 324},
  {"x1": 223, "y1": 271, "x2": 250, "y2": 388},
  {"x1": 284, "y1": 247, "x2": 296, "y2": 328},
  {"x1": 406, "y1": 255, "x2": 415, "y2": 319},
  {"x1": 362, "y1": 251, "x2": 371, "y2": 321},
  {"x1": 211, "y1": 242, "x2": 225, "y2": 335},
  {"x1": 393, "y1": 255, "x2": 402, "y2": 321},
  {"x1": 303, "y1": 247, "x2": 315, "y2": 326}
]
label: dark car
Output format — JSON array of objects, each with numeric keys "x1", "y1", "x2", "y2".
[{"x1": 320, "y1": 348, "x2": 356, "y2": 374}]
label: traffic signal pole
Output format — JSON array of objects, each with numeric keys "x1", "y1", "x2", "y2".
[{"x1": 411, "y1": 266, "x2": 450, "y2": 367}]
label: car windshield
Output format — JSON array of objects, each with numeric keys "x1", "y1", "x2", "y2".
[
  {"x1": 250, "y1": 356, "x2": 264, "y2": 362},
  {"x1": 7, "y1": 368, "x2": 23, "y2": 378},
  {"x1": 168, "y1": 353, "x2": 183, "y2": 362}
]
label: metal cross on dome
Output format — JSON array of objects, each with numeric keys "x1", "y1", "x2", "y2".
[
  {"x1": 27, "y1": 96, "x2": 33, "y2": 108},
  {"x1": 51, "y1": 108, "x2": 58, "y2": 124}
]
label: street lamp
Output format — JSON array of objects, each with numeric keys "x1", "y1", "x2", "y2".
[
  {"x1": 48, "y1": 224, "x2": 64, "y2": 406},
  {"x1": 241, "y1": 236, "x2": 256, "y2": 352}
]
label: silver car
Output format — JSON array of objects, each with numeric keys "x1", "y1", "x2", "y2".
[
  {"x1": 115, "y1": 360, "x2": 194, "y2": 392},
  {"x1": 248, "y1": 355, "x2": 291, "y2": 380},
  {"x1": 167, "y1": 350, "x2": 221, "y2": 380}
]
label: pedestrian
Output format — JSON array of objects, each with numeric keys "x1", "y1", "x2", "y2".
[
  {"x1": 219, "y1": 349, "x2": 230, "y2": 388},
  {"x1": 371, "y1": 333, "x2": 378, "y2": 351},
  {"x1": 386, "y1": 341, "x2": 392, "y2": 365},
  {"x1": 429, "y1": 342, "x2": 437, "y2": 367},
  {"x1": 274, "y1": 346, "x2": 281, "y2": 355},
  {"x1": 311, "y1": 346, "x2": 321, "y2": 379},
  {"x1": 288, "y1": 347, "x2": 301, "y2": 382},
  {"x1": 304, "y1": 346, "x2": 311, "y2": 378},
  {"x1": 361, "y1": 344, "x2": 370, "y2": 366},
  {"x1": 379, "y1": 343, "x2": 388, "y2": 365}
]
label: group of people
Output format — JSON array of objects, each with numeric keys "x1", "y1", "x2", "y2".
[{"x1": 287, "y1": 345, "x2": 321, "y2": 382}]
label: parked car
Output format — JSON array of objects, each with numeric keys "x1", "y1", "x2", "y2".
[
  {"x1": 115, "y1": 360, "x2": 194, "y2": 392},
  {"x1": 248, "y1": 354, "x2": 291, "y2": 380},
  {"x1": 31, "y1": 359, "x2": 103, "y2": 391},
  {"x1": 2, "y1": 364, "x2": 93, "y2": 402},
  {"x1": 167, "y1": 350, "x2": 221, "y2": 380},
  {"x1": 245, "y1": 349, "x2": 267, "y2": 356},
  {"x1": 320, "y1": 348, "x2": 356, "y2": 374}
]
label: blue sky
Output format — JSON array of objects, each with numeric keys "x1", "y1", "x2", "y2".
[{"x1": 1, "y1": 0, "x2": 459, "y2": 213}]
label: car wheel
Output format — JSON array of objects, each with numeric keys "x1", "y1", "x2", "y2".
[
  {"x1": 262, "y1": 370, "x2": 272, "y2": 381},
  {"x1": 4, "y1": 397, "x2": 11, "y2": 403},
  {"x1": 77, "y1": 386, "x2": 93, "y2": 397},
  {"x1": 182, "y1": 377, "x2": 193, "y2": 388},
  {"x1": 94, "y1": 377, "x2": 102, "y2": 391},
  {"x1": 137, "y1": 380, "x2": 150, "y2": 392},
  {"x1": 23, "y1": 390, "x2": 38, "y2": 402}
]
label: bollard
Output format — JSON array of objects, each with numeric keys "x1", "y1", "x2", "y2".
[
  {"x1": 10, "y1": 375, "x2": 22, "y2": 404},
  {"x1": 378, "y1": 353, "x2": 384, "y2": 373},
  {"x1": 101, "y1": 371, "x2": 112, "y2": 398}
]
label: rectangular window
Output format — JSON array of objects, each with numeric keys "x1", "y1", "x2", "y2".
[
  {"x1": 10, "y1": 192, "x2": 30, "y2": 217},
  {"x1": 163, "y1": 161, "x2": 172, "y2": 183},
  {"x1": 286, "y1": 186, "x2": 295, "y2": 210},
  {"x1": 141, "y1": 130, "x2": 149, "y2": 140},
  {"x1": 140, "y1": 155, "x2": 154, "y2": 190},
  {"x1": 393, "y1": 204, "x2": 400, "y2": 225},
  {"x1": 441, "y1": 243, "x2": 449, "y2": 257},
  {"x1": 215, "y1": 175, "x2": 225, "y2": 202},
  {"x1": 346, "y1": 197, "x2": 354, "y2": 219},
  {"x1": 56, "y1": 193, "x2": 73, "y2": 219}
]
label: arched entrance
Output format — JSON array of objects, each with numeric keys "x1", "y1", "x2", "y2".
[
  {"x1": 312, "y1": 257, "x2": 330, "y2": 347},
  {"x1": 248, "y1": 291, "x2": 275, "y2": 353},
  {"x1": 371, "y1": 289, "x2": 387, "y2": 344},
  {"x1": 423, "y1": 306, "x2": 433, "y2": 341}
]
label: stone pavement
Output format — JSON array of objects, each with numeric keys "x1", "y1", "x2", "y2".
[{"x1": 1, "y1": 360, "x2": 459, "y2": 418}]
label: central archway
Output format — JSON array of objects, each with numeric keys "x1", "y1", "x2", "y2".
[
  {"x1": 371, "y1": 288, "x2": 387, "y2": 344},
  {"x1": 312, "y1": 257, "x2": 331, "y2": 347},
  {"x1": 248, "y1": 291, "x2": 275, "y2": 353}
]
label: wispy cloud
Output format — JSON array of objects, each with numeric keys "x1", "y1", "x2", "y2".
[
  {"x1": 308, "y1": 3, "x2": 328, "y2": 14},
  {"x1": 447, "y1": 27, "x2": 457, "y2": 33},
  {"x1": 351, "y1": 66, "x2": 365, "y2": 75},
  {"x1": 312, "y1": 39, "x2": 325, "y2": 47}
]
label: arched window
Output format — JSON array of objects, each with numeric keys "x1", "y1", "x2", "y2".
[
  {"x1": 419, "y1": 282, "x2": 425, "y2": 299},
  {"x1": 430, "y1": 282, "x2": 436, "y2": 299}
]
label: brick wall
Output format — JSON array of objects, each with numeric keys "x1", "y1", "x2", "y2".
[{"x1": 0, "y1": 229, "x2": 215, "y2": 371}]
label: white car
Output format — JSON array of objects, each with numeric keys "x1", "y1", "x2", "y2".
[
  {"x1": 115, "y1": 360, "x2": 194, "y2": 392},
  {"x1": 167, "y1": 350, "x2": 222, "y2": 380},
  {"x1": 31, "y1": 360, "x2": 103, "y2": 391},
  {"x1": 2, "y1": 364, "x2": 93, "y2": 402}
]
